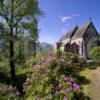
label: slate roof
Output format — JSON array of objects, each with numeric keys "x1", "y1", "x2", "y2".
[
  {"x1": 58, "y1": 21, "x2": 93, "y2": 43},
  {"x1": 72, "y1": 21, "x2": 91, "y2": 38},
  {"x1": 58, "y1": 26, "x2": 78, "y2": 43}
]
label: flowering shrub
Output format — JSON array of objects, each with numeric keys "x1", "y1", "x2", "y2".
[{"x1": 24, "y1": 53, "x2": 81, "y2": 100}]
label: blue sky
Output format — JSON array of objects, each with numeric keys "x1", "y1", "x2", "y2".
[{"x1": 38, "y1": 0, "x2": 100, "y2": 44}]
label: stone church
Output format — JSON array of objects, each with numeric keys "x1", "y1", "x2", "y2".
[{"x1": 56, "y1": 20, "x2": 99, "y2": 59}]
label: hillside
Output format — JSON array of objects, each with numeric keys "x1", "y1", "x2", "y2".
[{"x1": 37, "y1": 42, "x2": 54, "y2": 53}]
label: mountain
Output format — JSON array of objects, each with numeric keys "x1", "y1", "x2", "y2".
[{"x1": 37, "y1": 42, "x2": 54, "y2": 53}]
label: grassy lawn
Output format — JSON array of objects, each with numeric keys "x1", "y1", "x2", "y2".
[
  {"x1": 80, "y1": 65, "x2": 100, "y2": 100},
  {"x1": 80, "y1": 69, "x2": 95, "y2": 97}
]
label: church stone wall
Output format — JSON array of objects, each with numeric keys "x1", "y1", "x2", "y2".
[
  {"x1": 83, "y1": 25, "x2": 99, "y2": 58},
  {"x1": 85, "y1": 37, "x2": 98, "y2": 58},
  {"x1": 59, "y1": 38, "x2": 84, "y2": 56}
]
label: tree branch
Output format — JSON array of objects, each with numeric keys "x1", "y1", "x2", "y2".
[
  {"x1": 15, "y1": 0, "x2": 26, "y2": 9},
  {"x1": 0, "y1": 2, "x2": 9, "y2": 22}
]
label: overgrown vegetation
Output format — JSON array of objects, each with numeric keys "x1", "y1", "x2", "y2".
[
  {"x1": 0, "y1": 49, "x2": 100, "y2": 99},
  {"x1": 23, "y1": 52, "x2": 89, "y2": 100}
]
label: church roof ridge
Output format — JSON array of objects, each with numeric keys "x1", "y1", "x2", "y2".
[
  {"x1": 72, "y1": 20, "x2": 96, "y2": 38},
  {"x1": 58, "y1": 20, "x2": 95, "y2": 43}
]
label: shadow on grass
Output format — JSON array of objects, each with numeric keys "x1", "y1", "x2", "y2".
[
  {"x1": 12, "y1": 72, "x2": 32, "y2": 96},
  {"x1": 0, "y1": 72, "x2": 11, "y2": 84},
  {"x1": 72, "y1": 73, "x2": 91, "y2": 100},
  {"x1": 73, "y1": 61, "x2": 100, "y2": 100},
  {"x1": 73, "y1": 74, "x2": 91, "y2": 85},
  {"x1": 0, "y1": 70, "x2": 32, "y2": 97},
  {"x1": 74, "y1": 92, "x2": 91, "y2": 100},
  {"x1": 16, "y1": 72, "x2": 32, "y2": 94},
  {"x1": 86, "y1": 61, "x2": 100, "y2": 70}
]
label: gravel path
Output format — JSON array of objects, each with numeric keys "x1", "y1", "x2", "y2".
[{"x1": 90, "y1": 70, "x2": 100, "y2": 100}]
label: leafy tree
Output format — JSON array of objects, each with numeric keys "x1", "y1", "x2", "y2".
[
  {"x1": 14, "y1": 39, "x2": 26, "y2": 67},
  {"x1": 22, "y1": 19, "x2": 38, "y2": 57},
  {"x1": 90, "y1": 46, "x2": 100, "y2": 60},
  {"x1": 0, "y1": 0, "x2": 42, "y2": 87}
]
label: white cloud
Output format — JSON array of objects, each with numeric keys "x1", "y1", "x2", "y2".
[
  {"x1": 59, "y1": 13, "x2": 80, "y2": 22},
  {"x1": 61, "y1": 16, "x2": 71, "y2": 22}
]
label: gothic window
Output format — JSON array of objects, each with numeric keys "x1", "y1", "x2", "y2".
[
  {"x1": 64, "y1": 43, "x2": 71, "y2": 52},
  {"x1": 71, "y1": 43, "x2": 79, "y2": 54},
  {"x1": 64, "y1": 42, "x2": 79, "y2": 54}
]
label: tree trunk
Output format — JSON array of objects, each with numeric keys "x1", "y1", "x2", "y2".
[
  {"x1": 9, "y1": 40, "x2": 16, "y2": 83},
  {"x1": 9, "y1": 0, "x2": 16, "y2": 83},
  {"x1": 33, "y1": 41, "x2": 36, "y2": 57}
]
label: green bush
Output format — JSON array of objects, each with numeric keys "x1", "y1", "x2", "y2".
[{"x1": 90, "y1": 46, "x2": 100, "y2": 60}]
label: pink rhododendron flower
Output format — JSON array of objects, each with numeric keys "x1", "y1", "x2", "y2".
[{"x1": 64, "y1": 96, "x2": 68, "y2": 100}]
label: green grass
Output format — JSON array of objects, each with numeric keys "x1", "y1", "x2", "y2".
[
  {"x1": 80, "y1": 69, "x2": 94, "y2": 97},
  {"x1": 16, "y1": 66, "x2": 32, "y2": 75},
  {"x1": 80, "y1": 65, "x2": 100, "y2": 100}
]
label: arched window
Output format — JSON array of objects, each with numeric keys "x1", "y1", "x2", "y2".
[
  {"x1": 64, "y1": 43, "x2": 71, "y2": 52},
  {"x1": 64, "y1": 42, "x2": 79, "y2": 54},
  {"x1": 71, "y1": 42, "x2": 79, "y2": 54}
]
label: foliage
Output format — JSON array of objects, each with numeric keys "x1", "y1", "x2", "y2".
[
  {"x1": 32, "y1": 52, "x2": 46, "y2": 64},
  {"x1": 0, "y1": 60, "x2": 32, "y2": 99},
  {"x1": 0, "y1": 0, "x2": 42, "y2": 93},
  {"x1": 24, "y1": 53, "x2": 82, "y2": 99},
  {"x1": 90, "y1": 46, "x2": 100, "y2": 60}
]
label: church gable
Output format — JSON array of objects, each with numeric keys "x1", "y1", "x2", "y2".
[{"x1": 83, "y1": 21, "x2": 99, "y2": 41}]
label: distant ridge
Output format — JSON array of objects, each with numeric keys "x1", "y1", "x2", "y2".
[{"x1": 37, "y1": 42, "x2": 54, "y2": 53}]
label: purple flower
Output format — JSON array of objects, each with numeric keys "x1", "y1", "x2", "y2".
[
  {"x1": 67, "y1": 81, "x2": 72, "y2": 85},
  {"x1": 68, "y1": 78, "x2": 74, "y2": 83},
  {"x1": 64, "y1": 77, "x2": 74, "y2": 83},
  {"x1": 64, "y1": 77, "x2": 69, "y2": 82},
  {"x1": 37, "y1": 96, "x2": 41, "y2": 100},
  {"x1": 72, "y1": 83, "x2": 80, "y2": 91},
  {"x1": 68, "y1": 87, "x2": 73, "y2": 91},
  {"x1": 55, "y1": 85, "x2": 60, "y2": 91},
  {"x1": 63, "y1": 88, "x2": 70, "y2": 93},
  {"x1": 16, "y1": 91, "x2": 20, "y2": 96},
  {"x1": 64, "y1": 96, "x2": 68, "y2": 100}
]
